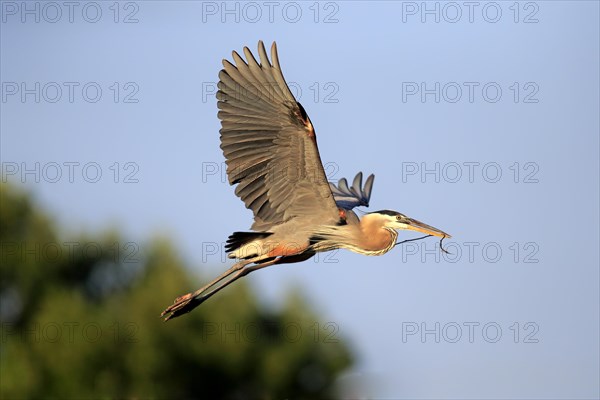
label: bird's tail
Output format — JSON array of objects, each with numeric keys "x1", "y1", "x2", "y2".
[{"x1": 225, "y1": 231, "x2": 273, "y2": 254}]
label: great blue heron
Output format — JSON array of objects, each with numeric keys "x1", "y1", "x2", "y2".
[{"x1": 161, "y1": 41, "x2": 450, "y2": 321}]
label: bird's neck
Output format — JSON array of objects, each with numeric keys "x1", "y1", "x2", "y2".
[
  {"x1": 358, "y1": 219, "x2": 398, "y2": 256},
  {"x1": 310, "y1": 218, "x2": 398, "y2": 256}
]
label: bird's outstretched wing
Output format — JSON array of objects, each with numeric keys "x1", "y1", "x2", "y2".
[
  {"x1": 329, "y1": 172, "x2": 375, "y2": 210},
  {"x1": 218, "y1": 41, "x2": 340, "y2": 231}
]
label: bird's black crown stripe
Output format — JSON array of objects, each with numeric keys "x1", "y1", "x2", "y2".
[{"x1": 371, "y1": 210, "x2": 400, "y2": 216}]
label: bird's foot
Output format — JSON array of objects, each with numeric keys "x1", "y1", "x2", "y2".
[{"x1": 160, "y1": 292, "x2": 200, "y2": 321}]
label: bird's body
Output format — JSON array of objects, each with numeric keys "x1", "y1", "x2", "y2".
[
  {"x1": 228, "y1": 210, "x2": 397, "y2": 261},
  {"x1": 161, "y1": 41, "x2": 450, "y2": 320}
]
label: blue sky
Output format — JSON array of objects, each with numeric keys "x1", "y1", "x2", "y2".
[{"x1": 2, "y1": 1, "x2": 599, "y2": 398}]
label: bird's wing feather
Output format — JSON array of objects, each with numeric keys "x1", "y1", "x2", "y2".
[
  {"x1": 329, "y1": 172, "x2": 375, "y2": 210},
  {"x1": 218, "y1": 41, "x2": 340, "y2": 231}
]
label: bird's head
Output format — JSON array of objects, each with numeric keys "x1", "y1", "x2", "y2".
[{"x1": 368, "y1": 210, "x2": 451, "y2": 238}]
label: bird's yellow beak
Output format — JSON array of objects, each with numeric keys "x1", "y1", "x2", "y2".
[{"x1": 404, "y1": 217, "x2": 451, "y2": 238}]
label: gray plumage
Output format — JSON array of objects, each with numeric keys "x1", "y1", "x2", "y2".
[{"x1": 218, "y1": 41, "x2": 339, "y2": 232}]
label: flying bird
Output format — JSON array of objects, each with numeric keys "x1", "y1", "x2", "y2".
[{"x1": 161, "y1": 41, "x2": 450, "y2": 320}]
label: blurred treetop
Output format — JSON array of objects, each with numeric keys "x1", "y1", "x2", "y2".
[{"x1": 0, "y1": 183, "x2": 353, "y2": 399}]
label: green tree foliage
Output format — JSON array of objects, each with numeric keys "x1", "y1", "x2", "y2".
[{"x1": 0, "y1": 183, "x2": 353, "y2": 399}]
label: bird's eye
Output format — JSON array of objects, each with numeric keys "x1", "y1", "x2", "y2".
[{"x1": 396, "y1": 215, "x2": 401, "y2": 221}]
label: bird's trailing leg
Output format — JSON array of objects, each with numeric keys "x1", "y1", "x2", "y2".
[
  {"x1": 160, "y1": 259, "x2": 250, "y2": 320},
  {"x1": 160, "y1": 257, "x2": 279, "y2": 321}
]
